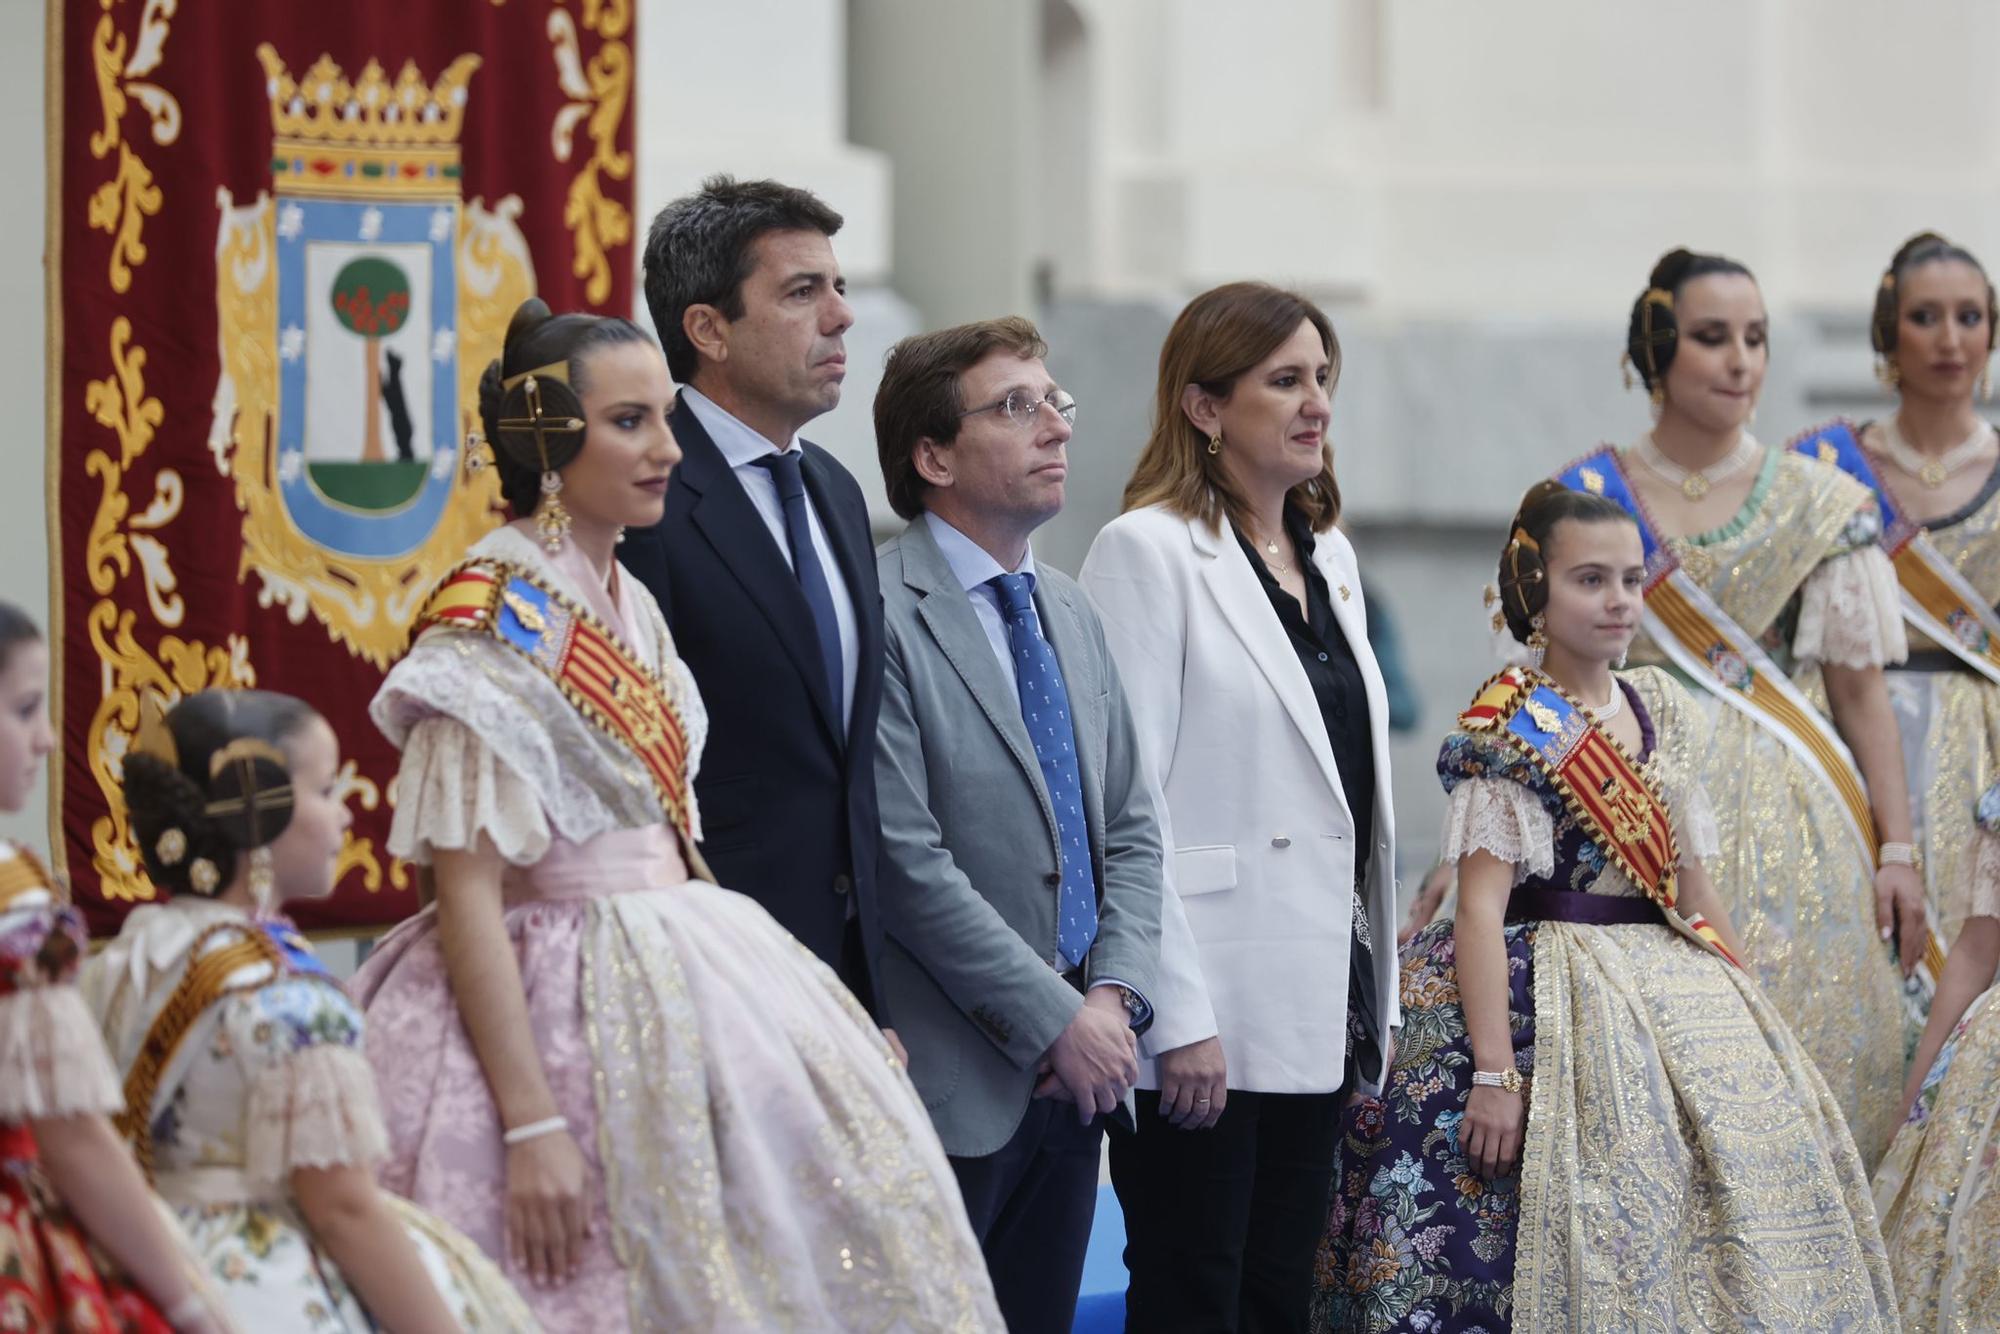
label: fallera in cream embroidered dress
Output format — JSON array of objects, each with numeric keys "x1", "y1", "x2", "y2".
[{"x1": 1627, "y1": 446, "x2": 1915, "y2": 1166}]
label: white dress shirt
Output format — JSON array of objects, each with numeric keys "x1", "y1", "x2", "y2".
[
  {"x1": 682, "y1": 386, "x2": 859, "y2": 730},
  {"x1": 922, "y1": 511, "x2": 1043, "y2": 692},
  {"x1": 923, "y1": 511, "x2": 1144, "y2": 1018}
]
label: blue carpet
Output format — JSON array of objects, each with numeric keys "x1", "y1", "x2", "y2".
[{"x1": 1073, "y1": 1183, "x2": 1126, "y2": 1333}]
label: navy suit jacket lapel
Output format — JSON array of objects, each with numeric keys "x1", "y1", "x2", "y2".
[{"x1": 671, "y1": 396, "x2": 844, "y2": 748}]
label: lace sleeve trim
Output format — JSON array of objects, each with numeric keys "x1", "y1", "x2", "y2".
[
  {"x1": 0, "y1": 984, "x2": 124, "y2": 1121},
  {"x1": 1970, "y1": 830, "x2": 2000, "y2": 922},
  {"x1": 242, "y1": 1043, "x2": 389, "y2": 1185},
  {"x1": 1792, "y1": 545, "x2": 1909, "y2": 669},
  {"x1": 1439, "y1": 778, "x2": 1554, "y2": 884},
  {"x1": 1676, "y1": 779, "x2": 1723, "y2": 864},
  {"x1": 387, "y1": 716, "x2": 552, "y2": 867}
]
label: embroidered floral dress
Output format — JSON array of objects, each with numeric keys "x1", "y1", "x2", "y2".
[
  {"x1": 0, "y1": 841, "x2": 177, "y2": 1332},
  {"x1": 1312, "y1": 668, "x2": 1894, "y2": 1332},
  {"x1": 1875, "y1": 780, "x2": 2000, "y2": 1330},
  {"x1": 1643, "y1": 448, "x2": 1913, "y2": 1163},
  {"x1": 348, "y1": 522, "x2": 1002, "y2": 1333},
  {"x1": 82, "y1": 896, "x2": 531, "y2": 1331}
]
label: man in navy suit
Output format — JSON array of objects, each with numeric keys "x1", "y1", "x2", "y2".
[{"x1": 622, "y1": 177, "x2": 889, "y2": 1027}]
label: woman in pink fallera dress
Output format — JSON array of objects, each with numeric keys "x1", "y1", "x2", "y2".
[{"x1": 350, "y1": 300, "x2": 1002, "y2": 1333}]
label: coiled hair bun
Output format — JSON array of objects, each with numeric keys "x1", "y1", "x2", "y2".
[
  {"x1": 121, "y1": 689, "x2": 318, "y2": 898},
  {"x1": 1624, "y1": 247, "x2": 1758, "y2": 395}
]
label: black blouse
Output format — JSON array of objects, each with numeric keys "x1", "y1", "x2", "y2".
[
  {"x1": 1233, "y1": 506, "x2": 1381, "y2": 1090},
  {"x1": 1233, "y1": 509, "x2": 1376, "y2": 885}
]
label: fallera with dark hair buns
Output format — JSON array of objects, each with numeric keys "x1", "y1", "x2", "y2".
[
  {"x1": 475, "y1": 297, "x2": 651, "y2": 520},
  {"x1": 1623, "y1": 246, "x2": 1757, "y2": 399}
]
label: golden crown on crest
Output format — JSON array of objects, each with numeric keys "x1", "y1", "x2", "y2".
[{"x1": 257, "y1": 46, "x2": 481, "y2": 148}]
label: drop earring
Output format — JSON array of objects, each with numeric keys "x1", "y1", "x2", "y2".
[
  {"x1": 1877, "y1": 357, "x2": 1901, "y2": 391},
  {"x1": 1527, "y1": 614, "x2": 1548, "y2": 671},
  {"x1": 537, "y1": 471, "x2": 572, "y2": 552},
  {"x1": 1207, "y1": 433, "x2": 1222, "y2": 457},
  {"x1": 247, "y1": 847, "x2": 276, "y2": 915}
]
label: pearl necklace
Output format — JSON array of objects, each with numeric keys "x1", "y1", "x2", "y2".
[
  {"x1": 1880, "y1": 416, "x2": 1996, "y2": 489},
  {"x1": 1586, "y1": 687, "x2": 1623, "y2": 722},
  {"x1": 1634, "y1": 432, "x2": 1762, "y2": 501}
]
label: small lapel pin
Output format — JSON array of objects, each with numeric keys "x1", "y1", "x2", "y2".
[{"x1": 1338, "y1": 584, "x2": 1351, "y2": 602}]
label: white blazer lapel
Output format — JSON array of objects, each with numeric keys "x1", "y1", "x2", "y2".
[{"x1": 1191, "y1": 519, "x2": 1350, "y2": 814}]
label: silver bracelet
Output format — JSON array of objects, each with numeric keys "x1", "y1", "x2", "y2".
[{"x1": 502, "y1": 1115, "x2": 569, "y2": 1146}]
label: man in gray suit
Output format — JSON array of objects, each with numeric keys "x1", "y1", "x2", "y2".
[{"x1": 871, "y1": 316, "x2": 1164, "y2": 1332}]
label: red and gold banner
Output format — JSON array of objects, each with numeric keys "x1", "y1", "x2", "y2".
[{"x1": 49, "y1": 0, "x2": 637, "y2": 932}]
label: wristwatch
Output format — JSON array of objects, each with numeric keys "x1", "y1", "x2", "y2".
[
  {"x1": 1471, "y1": 1066, "x2": 1522, "y2": 1095},
  {"x1": 1115, "y1": 986, "x2": 1145, "y2": 1020}
]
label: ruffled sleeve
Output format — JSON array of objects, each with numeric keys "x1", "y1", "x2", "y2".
[
  {"x1": 225, "y1": 981, "x2": 388, "y2": 1186},
  {"x1": 388, "y1": 716, "x2": 553, "y2": 866},
  {"x1": 1676, "y1": 780, "x2": 1723, "y2": 864},
  {"x1": 1438, "y1": 779, "x2": 1554, "y2": 881},
  {"x1": 1436, "y1": 728, "x2": 1557, "y2": 881},
  {"x1": 0, "y1": 982, "x2": 124, "y2": 1121},
  {"x1": 0, "y1": 901, "x2": 124, "y2": 1121},
  {"x1": 1792, "y1": 539, "x2": 1909, "y2": 669}
]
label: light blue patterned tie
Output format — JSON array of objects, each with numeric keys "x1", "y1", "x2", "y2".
[{"x1": 990, "y1": 573, "x2": 1098, "y2": 967}]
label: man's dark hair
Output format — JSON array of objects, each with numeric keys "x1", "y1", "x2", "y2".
[{"x1": 641, "y1": 175, "x2": 844, "y2": 382}]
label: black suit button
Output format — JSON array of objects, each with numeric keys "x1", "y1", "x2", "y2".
[
  {"x1": 832, "y1": 874, "x2": 852, "y2": 896},
  {"x1": 1044, "y1": 872, "x2": 1062, "y2": 888}
]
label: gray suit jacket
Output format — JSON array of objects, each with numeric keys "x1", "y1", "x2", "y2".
[{"x1": 873, "y1": 517, "x2": 1164, "y2": 1158}]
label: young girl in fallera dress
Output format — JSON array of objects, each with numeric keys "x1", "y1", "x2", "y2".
[
  {"x1": 83, "y1": 688, "x2": 533, "y2": 1332},
  {"x1": 1313, "y1": 484, "x2": 1894, "y2": 1331},
  {"x1": 0, "y1": 603, "x2": 232, "y2": 1332}
]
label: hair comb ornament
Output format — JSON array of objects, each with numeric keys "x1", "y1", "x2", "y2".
[
  {"x1": 154, "y1": 828, "x2": 187, "y2": 867},
  {"x1": 132, "y1": 693, "x2": 180, "y2": 769},
  {"x1": 188, "y1": 858, "x2": 220, "y2": 894},
  {"x1": 203, "y1": 738, "x2": 297, "y2": 850},
  {"x1": 497, "y1": 360, "x2": 584, "y2": 552}
]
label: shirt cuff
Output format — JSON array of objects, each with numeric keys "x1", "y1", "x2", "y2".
[{"x1": 1088, "y1": 977, "x2": 1152, "y2": 1029}]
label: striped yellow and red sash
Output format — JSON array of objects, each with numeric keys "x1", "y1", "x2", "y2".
[
  {"x1": 1464, "y1": 669, "x2": 1741, "y2": 966},
  {"x1": 412, "y1": 560, "x2": 694, "y2": 841}
]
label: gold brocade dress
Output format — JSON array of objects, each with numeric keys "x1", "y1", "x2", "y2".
[
  {"x1": 1315, "y1": 669, "x2": 1895, "y2": 1330},
  {"x1": 1628, "y1": 446, "x2": 1914, "y2": 1166},
  {"x1": 1874, "y1": 806, "x2": 2000, "y2": 1331},
  {"x1": 1868, "y1": 448, "x2": 2000, "y2": 950}
]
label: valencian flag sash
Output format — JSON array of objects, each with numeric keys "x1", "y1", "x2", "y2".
[
  {"x1": 413, "y1": 561, "x2": 696, "y2": 843},
  {"x1": 1555, "y1": 447, "x2": 1948, "y2": 989},
  {"x1": 1462, "y1": 668, "x2": 1741, "y2": 966},
  {"x1": 1792, "y1": 420, "x2": 2000, "y2": 688}
]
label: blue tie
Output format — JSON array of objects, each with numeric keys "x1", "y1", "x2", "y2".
[
  {"x1": 990, "y1": 573, "x2": 1098, "y2": 968},
  {"x1": 755, "y1": 452, "x2": 844, "y2": 724}
]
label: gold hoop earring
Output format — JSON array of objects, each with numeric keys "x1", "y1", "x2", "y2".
[
  {"x1": 1207, "y1": 433, "x2": 1222, "y2": 457},
  {"x1": 1527, "y1": 614, "x2": 1548, "y2": 671},
  {"x1": 537, "y1": 471, "x2": 573, "y2": 552}
]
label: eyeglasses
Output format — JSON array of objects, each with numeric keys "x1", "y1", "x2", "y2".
[{"x1": 959, "y1": 388, "x2": 1078, "y2": 429}]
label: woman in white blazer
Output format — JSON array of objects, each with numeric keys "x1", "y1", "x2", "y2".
[{"x1": 1080, "y1": 282, "x2": 1398, "y2": 1334}]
